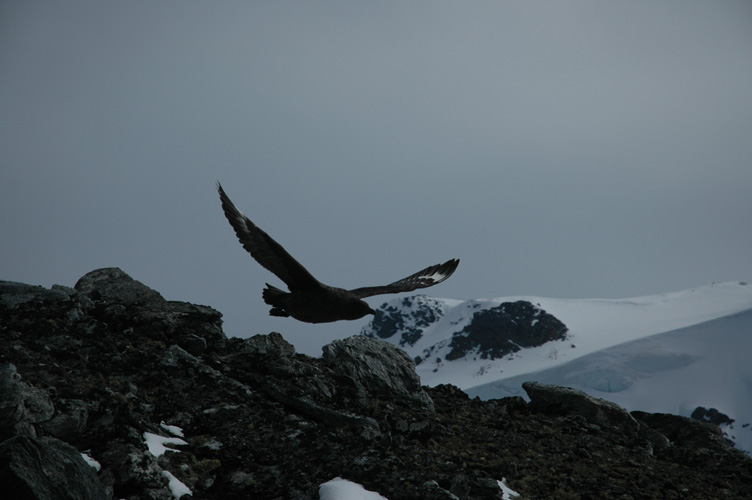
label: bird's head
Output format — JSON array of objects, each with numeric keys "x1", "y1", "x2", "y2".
[{"x1": 345, "y1": 299, "x2": 376, "y2": 321}]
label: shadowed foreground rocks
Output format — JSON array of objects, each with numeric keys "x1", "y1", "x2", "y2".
[{"x1": 1, "y1": 268, "x2": 751, "y2": 500}]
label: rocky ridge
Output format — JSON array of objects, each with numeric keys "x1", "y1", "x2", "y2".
[{"x1": 1, "y1": 268, "x2": 751, "y2": 499}]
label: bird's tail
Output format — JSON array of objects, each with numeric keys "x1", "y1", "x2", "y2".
[
  {"x1": 262, "y1": 283, "x2": 287, "y2": 304},
  {"x1": 261, "y1": 283, "x2": 287, "y2": 306},
  {"x1": 262, "y1": 284, "x2": 290, "y2": 317}
]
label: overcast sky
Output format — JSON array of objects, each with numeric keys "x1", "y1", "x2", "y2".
[{"x1": 2, "y1": 1, "x2": 751, "y2": 355}]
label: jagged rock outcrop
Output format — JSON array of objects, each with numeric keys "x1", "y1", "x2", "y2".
[
  {"x1": 2, "y1": 269, "x2": 752, "y2": 500},
  {"x1": 445, "y1": 301, "x2": 568, "y2": 361}
]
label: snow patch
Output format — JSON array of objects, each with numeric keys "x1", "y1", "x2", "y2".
[
  {"x1": 160, "y1": 421, "x2": 184, "y2": 437},
  {"x1": 162, "y1": 470, "x2": 192, "y2": 499},
  {"x1": 319, "y1": 477, "x2": 389, "y2": 500},
  {"x1": 498, "y1": 478, "x2": 520, "y2": 499},
  {"x1": 81, "y1": 452, "x2": 101, "y2": 471},
  {"x1": 143, "y1": 431, "x2": 188, "y2": 457}
]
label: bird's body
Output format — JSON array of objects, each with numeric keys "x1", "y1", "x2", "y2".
[
  {"x1": 217, "y1": 182, "x2": 459, "y2": 323},
  {"x1": 263, "y1": 283, "x2": 376, "y2": 323}
]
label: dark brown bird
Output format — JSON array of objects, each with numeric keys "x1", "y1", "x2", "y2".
[{"x1": 217, "y1": 182, "x2": 460, "y2": 323}]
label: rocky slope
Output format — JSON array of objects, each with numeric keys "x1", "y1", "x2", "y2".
[{"x1": 1, "y1": 268, "x2": 751, "y2": 500}]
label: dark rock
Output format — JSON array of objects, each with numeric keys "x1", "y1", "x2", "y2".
[
  {"x1": 0, "y1": 435, "x2": 109, "y2": 500},
  {"x1": 73, "y1": 267, "x2": 226, "y2": 350},
  {"x1": 0, "y1": 281, "x2": 76, "y2": 309},
  {"x1": 40, "y1": 399, "x2": 89, "y2": 441},
  {"x1": 446, "y1": 301, "x2": 568, "y2": 361},
  {"x1": 99, "y1": 441, "x2": 171, "y2": 500},
  {"x1": 74, "y1": 268, "x2": 164, "y2": 307},
  {"x1": 691, "y1": 406, "x2": 735, "y2": 426},
  {"x1": 179, "y1": 334, "x2": 208, "y2": 355},
  {"x1": 632, "y1": 411, "x2": 735, "y2": 452},
  {"x1": 523, "y1": 381, "x2": 640, "y2": 434},
  {"x1": 0, "y1": 364, "x2": 32, "y2": 440},
  {"x1": 235, "y1": 331, "x2": 312, "y2": 378},
  {"x1": 0, "y1": 364, "x2": 53, "y2": 441},
  {"x1": 239, "y1": 331, "x2": 295, "y2": 358},
  {"x1": 322, "y1": 335, "x2": 434, "y2": 411},
  {"x1": 634, "y1": 419, "x2": 671, "y2": 454},
  {"x1": 420, "y1": 479, "x2": 462, "y2": 499}
]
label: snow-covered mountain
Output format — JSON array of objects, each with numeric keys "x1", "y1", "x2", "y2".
[{"x1": 361, "y1": 282, "x2": 752, "y2": 453}]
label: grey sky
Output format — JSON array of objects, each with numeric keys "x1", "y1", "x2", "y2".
[{"x1": 2, "y1": 1, "x2": 751, "y2": 355}]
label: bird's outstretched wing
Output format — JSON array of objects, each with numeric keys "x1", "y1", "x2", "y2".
[
  {"x1": 349, "y1": 258, "x2": 460, "y2": 298},
  {"x1": 217, "y1": 182, "x2": 320, "y2": 291}
]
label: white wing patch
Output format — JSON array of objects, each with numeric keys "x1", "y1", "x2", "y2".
[{"x1": 419, "y1": 271, "x2": 450, "y2": 283}]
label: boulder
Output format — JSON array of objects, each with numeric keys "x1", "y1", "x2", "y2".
[
  {"x1": 632, "y1": 411, "x2": 734, "y2": 452},
  {"x1": 74, "y1": 267, "x2": 165, "y2": 307},
  {"x1": 691, "y1": 406, "x2": 735, "y2": 426},
  {"x1": 523, "y1": 381, "x2": 640, "y2": 434},
  {"x1": 322, "y1": 336, "x2": 434, "y2": 411},
  {"x1": 0, "y1": 364, "x2": 53, "y2": 441},
  {"x1": 0, "y1": 435, "x2": 109, "y2": 500}
]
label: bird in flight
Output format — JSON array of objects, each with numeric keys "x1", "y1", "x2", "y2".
[{"x1": 217, "y1": 182, "x2": 460, "y2": 323}]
